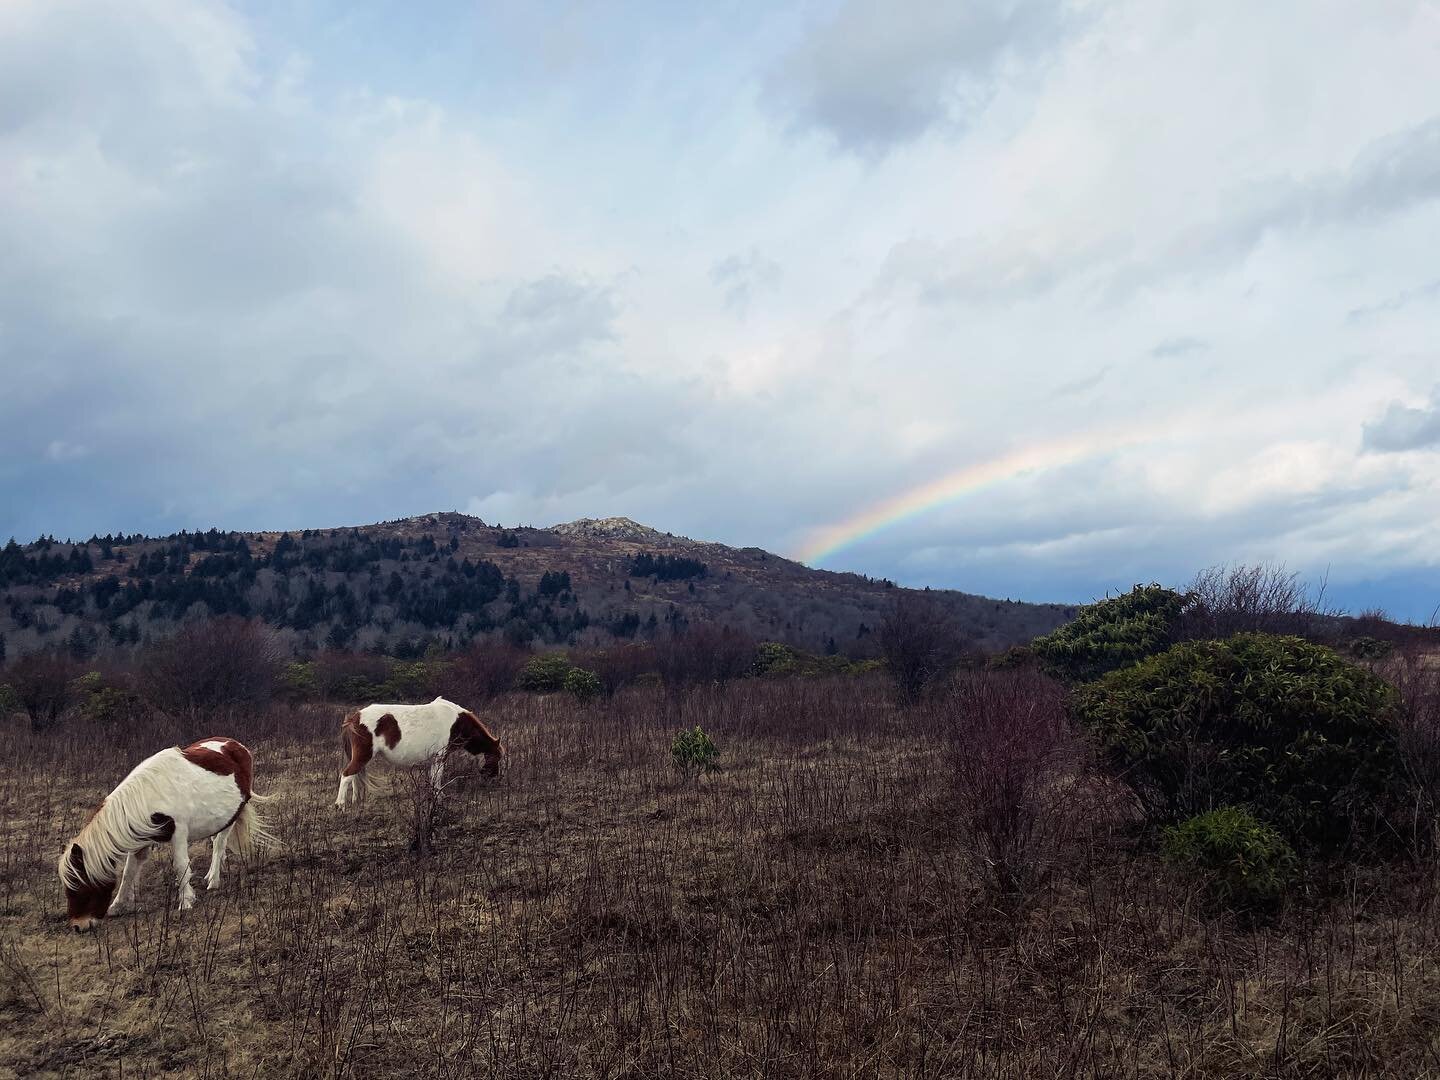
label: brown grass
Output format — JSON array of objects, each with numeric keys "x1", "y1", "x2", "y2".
[{"x1": 3, "y1": 677, "x2": 1440, "y2": 1077}]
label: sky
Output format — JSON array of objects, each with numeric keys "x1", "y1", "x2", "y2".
[{"x1": 1, "y1": 0, "x2": 1438, "y2": 619}]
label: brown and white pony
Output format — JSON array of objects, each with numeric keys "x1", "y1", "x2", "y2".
[
  {"x1": 336, "y1": 697, "x2": 503, "y2": 807},
  {"x1": 58, "y1": 738, "x2": 275, "y2": 931}
]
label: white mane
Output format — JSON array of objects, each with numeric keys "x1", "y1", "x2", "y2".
[{"x1": 58, "y1": 760, "x2": 176, "y2": 890}]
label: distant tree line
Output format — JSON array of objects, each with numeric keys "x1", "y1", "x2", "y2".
[{"x1": 630, "y1": 552, "x2": 707, "y2": 581}]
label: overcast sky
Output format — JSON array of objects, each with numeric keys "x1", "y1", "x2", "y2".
[{"x1": 2, "y1": 0, "x2": 1438, "y2": 618}]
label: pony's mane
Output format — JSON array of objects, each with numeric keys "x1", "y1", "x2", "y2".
[{"x1": 58, "y1": 758, "x2": 174, "y2": 890}]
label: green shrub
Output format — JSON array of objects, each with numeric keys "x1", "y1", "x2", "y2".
[
  {"x1": 1072, "y1": 633, "x2": 1401, "y2": 849},
  {"x1": 0, "y1": 684, "x2": 19, "y2": 717},
  {"x1": 1031, "y1": 584, "x2": 1191, "y2": 682},
  {"x1": 70, "y1": 671, "x2": 104, "y2": 698},
  {"x1": 564, "y1": 667, "x2": 603, "y2": 703},
  {"x1": 986, "y1": 645, "x2": 1035, "y2": 670},
  {"x1": 844, "y1": 658, "x2": 885, "y2": 677},
  {"x1": 671, "y1": 725, "x2": 721, "y2": 780},
  {"x1": 280, "y1": 661, "x2": 317, "y2": 701},
  {"x1": 1348, "y1": 636, "x2": 1392, "y2": 660},
  {"x1": 516, "y1": 654, "x2": 573, "y2": 693},
  {"x1": 1163, "y1": 807, "x2": 1299, "y2": 911},
  {"x1": 81, "y1": 686, "x2": 148, "y2": 728},
  {"x1": 752, "y1": 642, "x2": 799, "y2": 677},
  {"x1": 385, "y1": 659, "x2": 449, "y2": 701}
]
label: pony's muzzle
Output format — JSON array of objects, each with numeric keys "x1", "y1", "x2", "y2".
[{"x1": 70, "y1": 916, "x2": 99, "y2": 932}]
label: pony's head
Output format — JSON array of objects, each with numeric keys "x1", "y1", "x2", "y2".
[
  {"x1": 58, "y1": 843, "x2": 116, "y2": 932},
  {"x1": 482, "y1": 740, "x2": 504, "y2": 778}
]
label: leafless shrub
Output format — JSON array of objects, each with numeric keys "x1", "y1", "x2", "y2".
[
  {"x1": 939, "y1": 669, "x2": 1086, "y2": 895},
  {"x1": 878, "y1": 592, "x2": 968, "y2": 705},
  {"x1": 1184, "y1": 561, "x2": 1333, "y2": 639},
  {"x1": 440, "y1": 640, "x2": 529, "y2": 701},
  {"x1": 137, "y1": 616, "x2": 283, "y2": 720},
  {"x1": 0, "y1": 936, "x2": 46, "y2": 1015},
  {"x1": 4, "y1": 650, "x2": 80, "y2": 731},
  {"x1": 397, "y1": 758, "x2": 449, "y2": 855},
  {"x1": 312, "y1": 649, "x2": 390, "y2": 701},
  {"x1": 652, "y1": 624, "x2": 755, "y2": 690},
  {"x1": 1380, "y1": 648, "x2": 1440, "y2": 856},
  {"x1": 9, "y1": 665, "x2": 1440, "y2": 1076},
  {"x1": 571, "y1": 642, "x2": 658, "y2": 696}
]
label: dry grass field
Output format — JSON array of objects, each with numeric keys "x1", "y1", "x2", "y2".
[{"x1": 4, "y1": 675, "x2": 1440, "y2": 1078}]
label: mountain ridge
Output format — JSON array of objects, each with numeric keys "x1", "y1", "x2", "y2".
[{"x1": 0, "y1": 512, "x2": 1077, "y2": 659}]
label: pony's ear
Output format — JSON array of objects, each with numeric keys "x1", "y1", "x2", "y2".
[{"x1": 68, "y1": 844, "x2": 86, "y2": 877}]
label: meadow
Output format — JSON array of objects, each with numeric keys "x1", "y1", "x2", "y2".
[{"x1": 4, "y1": 661, "x2": 1440, "y2": 1079}]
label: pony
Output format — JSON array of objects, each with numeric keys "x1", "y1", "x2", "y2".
[
  {"x1": 58, "y1": 737, "x2": 274, "y2": 931},
  {"x1": 335, "y1": 697, "x2": 503, "y2": 807}
]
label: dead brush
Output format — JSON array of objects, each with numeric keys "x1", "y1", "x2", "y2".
[
  {"x1": 8, "y1": 672, "x2": 1440, "y2": 1076},
  {"x1": 936, "y1": 668, "x2": 1089, "y2": 897}
]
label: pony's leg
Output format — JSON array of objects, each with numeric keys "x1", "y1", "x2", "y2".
[
  {"x1": 428, "y1": 754, "x2": 446, "y2": 795},
  {"x1": 334, "y1": 773, "x2": 352, "y2": 808},
  {"x1": 171, "y1": 823, "x2": 196, "y2": 911},
  {"x1": 108, "y1": 848, "x2": 150, "y2": 915},
  {"x1": 205, "y1": 826, "x2": 231, "y2": 890}
]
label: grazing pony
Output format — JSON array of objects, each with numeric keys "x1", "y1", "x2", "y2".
[
  {"x1": 336, "y1": 697, "x2": 503, "y2": 807},
  {"x1": 58, "y1": 738, "x2": 274, "y2": 931}
]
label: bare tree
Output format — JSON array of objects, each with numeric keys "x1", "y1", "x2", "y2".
[
  {"x1": 571, "y1": 642, "x2": 660, "y2": 696},
  {"x1": 652, "y1": 624, "x2": 755, "y2": 691},
  {"x1": 943, "y1": 669, "x2": 1085, "y2": 895},
  {"x1": 878, "y1": 593, "x2": 967, "y2": 706},
  {"x1": 138, "y1": 617, "x2": 283, "y2": 719},
  {"x1": 1185, "y1": 562, "x2": 1333, "y2": 639},
  {"x1": 1382, "y1": 649, "x2": 1440, "y2": 857},
  {"x1": 440, "y1": 640, "x2": 529, "y2": 701},
  {"x1": 6, "y1": 650, "x2": 81, "y2": 731}
]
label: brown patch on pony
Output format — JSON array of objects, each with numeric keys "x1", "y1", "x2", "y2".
[
  {"x1": 341, "y1": 712, "x2": 373, "y2": 777},
  {"x1": 180, "y1": 738, "x2": 254, "y2": 798},
  {"x1": 375, "y1": 713, "x2": 402, "y2": 749},
  {"x1": 64, "y1": 845, "x2": 117, "y2": 924},
  {"x1": 450, "y1": 711, "x2": 504, "y2": 777}
]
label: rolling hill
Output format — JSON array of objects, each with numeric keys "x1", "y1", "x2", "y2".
[{"x1": 0, "y1": 512, "x2": 1077, "y2": 659}]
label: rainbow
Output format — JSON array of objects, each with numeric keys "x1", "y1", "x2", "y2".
[{"x1": 795, "y1": 427, "x2": 1149, "y2": 566}]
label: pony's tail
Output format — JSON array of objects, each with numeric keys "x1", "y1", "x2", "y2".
[{"x1": 228, "y1": 795, "x2": 280, "y2": 855}]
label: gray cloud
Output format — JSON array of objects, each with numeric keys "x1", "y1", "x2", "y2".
[
  {"x1": 1138, "y1": 115, "x2": 1440, "y2": 287},
  {"x1": 1150, "y1": 337, "x2": 1208, "y2": 359},
  {"x1": 501, "y1": 274, "x2": 618, "y2": 356},
  {"x1": 710, "y1": 249, "x2": 782, "y2": 314},
  {"x1": 879, "y1": 115, "x2": 1440, "y2": 307},
  {"x1": 1347, "y1": 279, "x2": 1440, "y2": 323},
  {"x1": 1363, "y1": 389, "x2": 1440, "y2": 453},
  {"x1": 765, "y1": 0, "x2": 1066, "y2": 156},
  {"x1": 1049, "y1": 366, "x2": 1108, "y2": 398},
  {"x1": 1, "y1": 0, "x2": 1438, "y2": 624}
]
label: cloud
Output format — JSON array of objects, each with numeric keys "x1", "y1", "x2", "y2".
[
  {"x1": 1364, "y1": 389, "x2": 1440, "y2": 453},
  {"x1": 43, "y1": 440, "x2": 89, "y2": 463},
  {"x1": 2, "y1": 0, "x2": 1439, "y2": 623},
  {"x1": 877, "y1": 113, "x2": 1440, "y2": 309},
  {"x1": 501, "y1": 274, "x2": 618, "y2": 356},
  {"x1": 1150, "y1": 337, "x2": 1208, "y2": 359},
  {"x1": 1048, "y1": 366, "x2": 1108, "y2": 398},
  {"x1": 710, "y1": 249, "x2": 782, "y2": 315},
  {"x1": 765, "y1": 0, "x2": 1067, "y2": 155},
  {"x1": 0, "y1": 1, "x2": 682, "y2": 541},
  {"x1": 1347, "y1": 278, "x2": 1440, "y2": 323}
]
